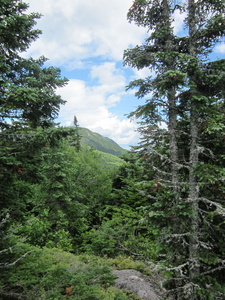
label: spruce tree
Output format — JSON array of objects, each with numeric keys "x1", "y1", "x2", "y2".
[
  {"x1": 0, "y1": 0, "x2": 68, "y2": 187},
  {"x1": 124, "y1": 0, "x2": 225, "y2": 298}
]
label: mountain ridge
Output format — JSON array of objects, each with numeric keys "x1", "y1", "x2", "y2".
[{"x1": 78, "y1": 127, "x2": 127, "y2": 157}]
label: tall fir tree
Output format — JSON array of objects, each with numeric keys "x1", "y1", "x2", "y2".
[
  {"x1": 124, "y1": 0, "x2": 225, "y2": 298},
  {"x1": 0, "y1": 0, "x2": 68, "y2": 208}
]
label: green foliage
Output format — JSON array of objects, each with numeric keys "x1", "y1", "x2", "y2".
[
  {"x1": 111, "y1": 152, "x2": 153, "y2": 208},
  {"x1": 81, "y1": 206, "x2": 158, "y2": 259},
  {"x1": 0, "y1": 127, "x2": 79, "y2": 210},
  {"x1": 0, "y1": 0, "x2": 41, "y2": 53},
  {"x1": 70, "y1": 253, "x2": 147, "y2": 273},
  {"x1": 7, "y1": 139, "x2": 116, "y2": 250},
  {"x1": 108, "y1": 256, "x2": 148, "y2": 273},
  {"x1": 18, "y1": 212, "x2": 73, "y2": 251},
  {"x1": 68, "y1": 147, "x2": 113, "y2": 219},
  {"x1": 0, "y1": 1, "x2": 156, "y2": 299},
  {"x1": 0, "y1": 246, "x2": 120, "y2": 300},
  {"x1": 0, "y1": 246, "x2": 144, "y2": 300},
  {"x1": 96, "y1": 150, "x2": 125, "y2": 170}
]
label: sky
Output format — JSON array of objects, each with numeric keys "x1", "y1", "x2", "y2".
[{"x1": 24, "y1": 0, "x2": 225, "y2": 149}]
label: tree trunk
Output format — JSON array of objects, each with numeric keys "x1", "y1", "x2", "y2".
[
  {"x1": 187, "y1": 0, "x2": 200, "y2": 297},
  {"x1": 168, "y1": 89, "x2": 184, "y2": 300},
  {"x1": 188, "y1": 105, "x2": 200, "y2": 298},
  {"x1": 164, "y1": 0, "x2": 181, "y2": 295},
  {"x1": 168, "y1": 89, "x2": 179, "y2": 193}
]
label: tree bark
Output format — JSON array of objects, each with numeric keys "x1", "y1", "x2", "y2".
[
  {"x1": 163, "y1": 0, "x2": 181, "y2": 297},
  {"x1": 168, "y1": 89, "x2": 179, "y2": 193},
  {"x1": 187, "y1": 0, "x2": 200, "y2": 298},
  {"x1": 188, "y1": 105, "x2": 200, "y2": 298}
]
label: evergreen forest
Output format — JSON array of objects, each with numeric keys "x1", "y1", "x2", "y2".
[{"x1": 0, "y1": 0, "x2": 225, "y2": 299}]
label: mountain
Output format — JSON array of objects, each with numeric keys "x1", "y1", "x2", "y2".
[{"x1": 78, "y1": 127, "x2": 127, "y2": 157}]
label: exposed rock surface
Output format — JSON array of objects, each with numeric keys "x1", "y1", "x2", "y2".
[{"x1": 112, "y1": 269, "x2": 165, "y2": 300}]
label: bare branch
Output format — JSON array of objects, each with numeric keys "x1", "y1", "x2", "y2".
[
  {"x1": 166, "y1": 262, "x2": 189, "y2": 276},
  {"x1": 200, "y1": 260, "x2": 225, "y2": 276},
  {"x1": 199, "y1": 198, "x2": 225, "y2": 217},
  {"x1": 137, "y1": 189, "x2": 159, "y2": 200},
  {"x1": 148, "y1": 147, "x2": 190, "y2": 170},
  {"x1": 116, "y1": 242, "x2": 143, "y2": 257},
  {"x1": 0, "y1": 250, "x2": 34, "y2": 269}
]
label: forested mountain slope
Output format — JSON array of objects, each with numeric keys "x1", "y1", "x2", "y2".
[{"x1": 78, "y1": 127, "x2": 127, "y2": 157}]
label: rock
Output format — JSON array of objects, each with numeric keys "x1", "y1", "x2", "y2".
[{"x1": 112, "y1": 269, "x2": 163, "y2": 300}]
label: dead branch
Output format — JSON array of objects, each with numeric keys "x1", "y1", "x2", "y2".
[
  {"x1": 199, "y1": 198, "x2": 225, "y2": 216},
  {"x1": 0, "y1": 250, "x2": 34, "y2": 269}
]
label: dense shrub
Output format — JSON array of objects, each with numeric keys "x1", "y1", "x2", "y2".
[
  {"x1": 0, "y1": 246, "x2": 119, "y2": 299},
  {"x1": 81, "y1": 207, "x2": 159, "y2": 259}
]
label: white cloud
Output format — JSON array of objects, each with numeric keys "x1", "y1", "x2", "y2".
[
  {"x1": 172, "y1": 9, "x2": 187, "y2": 35},
  {"x1": 90, "y1": 62, "x2": 125, "y2": 88},
  {"x1": 132, "y1": 66, "x2": 155, "y2": 80},
  {"x1": 215, "y1": 43, "x2": 225, "y2": 54},
  {"x1": 30, "y1": 0, "x2": 186, "y2": 65},
  {"x1": 25, "y1": 0, "x2": 146, "y2": 65}
]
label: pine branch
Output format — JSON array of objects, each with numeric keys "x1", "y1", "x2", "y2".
[
  {"x1": 166, "y1": 262, "x2": 189, "y2": 276},
  {"x1": 116, "y1": 242, "x2": 143, "y2": 257},
  {"x1": 167, "y1": 282, "x2": 202, "y2": 299},
  {"x1": 148, "y1": 146, "x2": 190, "y2": 170},
  {"x1": 0, "y1": 291, "x2": 26, "y2": 300},
  {"x1": 198, "y1": 240, "x2": 212, "y2": 250},
  {"x1": 200, "y1": 260, "x2": 225, "y2": 276},
  {"x1": 160, "y1": 178, "x2": 188, "y2": 187},
  {"x1": 137, "y1": 189, "x2": 159, "y2": 200},
  {"x1": 0, "y1": 247, "x2": 13, "y2": 254},
  {"x1": 199, "y1": 197, "x2": 225, "y2": 216},
  {"x1": 152, "y1": 165, "x2": 173, "y2": 176},
  {"x1": 163, "y1": 233, "x2": 190, "y2": 247},
  {"x1": 0, "y1": 250, "x2": 34, "y2": 269}
]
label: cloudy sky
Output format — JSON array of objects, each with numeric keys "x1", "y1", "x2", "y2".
[{"x1": 24, "y1": 0, "x2": 225, "y2": 149}]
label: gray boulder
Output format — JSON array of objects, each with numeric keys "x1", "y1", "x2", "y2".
[{"x1": 112, "y1": 269, "x2": 164, "y2": 300}]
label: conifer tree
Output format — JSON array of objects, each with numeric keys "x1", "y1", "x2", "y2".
[
  {"x1": 0, "y1": 0, "x2": 72, "y2": 261},
  {"x1": 0, "y1": 0, "x2": 68, "y2": 205},
  {"x1": 124, "y1": 0, "x2": 225, "y2": 298},
  {"x1": 72, "y1": 115, "x2": 81, "y2": 151}
]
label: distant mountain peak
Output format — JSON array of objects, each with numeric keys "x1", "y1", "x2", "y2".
[{"x1": 78, "y1": 127, "x2": 127, "y2": 157}]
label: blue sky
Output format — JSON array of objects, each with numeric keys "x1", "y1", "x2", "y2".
[{"x1": 24, "y1": 0, "x2": 225, "y2": 149}]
